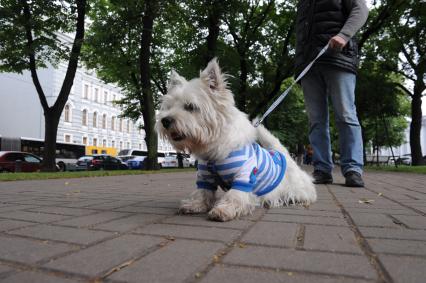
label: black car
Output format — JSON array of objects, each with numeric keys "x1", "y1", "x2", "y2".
[{"x1": 76, "y1": 154, "x2": 128, "y2": 171}]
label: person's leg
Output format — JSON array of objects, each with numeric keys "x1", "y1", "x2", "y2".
[
  {"x1": 324, "y1": 66, "x2": 364, "y2": 178},
  {"x1": 301, "y1": 67, "x2": 333, "y2": 175}
]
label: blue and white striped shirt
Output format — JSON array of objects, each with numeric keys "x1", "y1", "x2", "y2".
[{"x1": 196, "y1": 143, "x2": 287, "y2": 196}]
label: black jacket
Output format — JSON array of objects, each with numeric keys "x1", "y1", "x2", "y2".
[{"x1": 295, "y1": 0, "x2": 359, "y2": 77}]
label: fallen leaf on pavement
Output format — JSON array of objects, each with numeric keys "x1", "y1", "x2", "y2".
[
  {"x1": 238, "y1": 243, "x2": 246, "y2": 248},
  {"x1": 358, "y1": 198, "x2": 375, "y2": 204}
]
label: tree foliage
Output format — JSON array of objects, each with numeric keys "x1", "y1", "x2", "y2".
[{"x1": 0, "y1": 0, "x2": 87, "y2": 171}]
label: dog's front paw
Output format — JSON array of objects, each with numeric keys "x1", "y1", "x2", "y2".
[
  {"x1": 178, "y1": 189, "x2": 216, "y2": 215},
  {"x1": 208, "y1": 206, "x2": 236, "y2": 222},
  {"x1": 178, "y1": 203, "x2": 209, "y2": 215}
]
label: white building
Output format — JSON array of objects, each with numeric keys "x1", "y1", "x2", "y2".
[
  {"x1": 379, "y1": 116, "x2": 426, "y2": 157},
  {"x1": 0, "y1": 58, "x2": 174, "y2": 155}
]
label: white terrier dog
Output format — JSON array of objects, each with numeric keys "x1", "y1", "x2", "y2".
[{"x1": 156, "y1": 59, "x2": 317, "y2": 221}]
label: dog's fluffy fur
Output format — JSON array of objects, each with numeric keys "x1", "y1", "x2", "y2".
[{"x1": 156, "y1": 59, "x2": 317, "y2": 221}]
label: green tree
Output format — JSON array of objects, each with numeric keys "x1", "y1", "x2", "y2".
[
  {"x1": 356, "y1": 51, "x2": 410, "y2": 161},
  {"x1": 387, "y1": 0, "x2": 426, "y2": 165},
  {"x1": 0, "y1": 0, "x2": 87, "y2": 171},
  {"x1": 357, "y1": 0, "x2": 424, "y2": 165},
  {"x1": 83, "y1": 0, "x2": 161, "y2": 169}
]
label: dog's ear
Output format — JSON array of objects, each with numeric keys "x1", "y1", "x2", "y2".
[
  {"x1": 200, "y1": 58, "x2": 226, "y2": 91},
  {"x1": 168, "y1": 70, "x2": 186, "y2": 91}
]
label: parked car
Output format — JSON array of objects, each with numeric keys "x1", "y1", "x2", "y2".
[
  {"x1": 396, "y1": 154, "x2": 412, "y2": 166},
  {"x1": 126, "y1": 156, "x2": 146, "y2": 169},
  {"x1": 76, "y1": 154, "x2": 128, "y2": 171},
  {"x1": 117, "y1": 149, "x2": 148, "y2": 162},
  {"x1": 0, "y1": 151, "x2": 43, "y2": 172},
  {"x1": 161, "y1": 153, "x2": 192, "y2": 168}
]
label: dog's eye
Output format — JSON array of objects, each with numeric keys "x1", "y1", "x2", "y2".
[{"x1": 184, "y1": 103, "x2": 196, "y2": 112}]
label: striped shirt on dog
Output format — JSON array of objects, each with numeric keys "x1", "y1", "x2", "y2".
[{"x1": 196, "y1": 143, "x2": 287, "y2": 196}]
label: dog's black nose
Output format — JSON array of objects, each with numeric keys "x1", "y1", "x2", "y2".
[{"x1": 161, "y1": 117, "x2": 174, "y2": 129}]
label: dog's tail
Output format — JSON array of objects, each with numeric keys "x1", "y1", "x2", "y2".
[{"x1": 253, "y1": 121, "x2": 287, "y2": 154}]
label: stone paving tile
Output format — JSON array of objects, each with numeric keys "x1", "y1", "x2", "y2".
[
  {"x1": 0, "y1": 265, "x2": 12, "y2": 275},
  {"x1": 358, "y1": 226, "x2": 426, "y2": 241},
  {"x1": 60, "y1": 199, "x2": 117, "y2": 208},
  {"x1": 134, "y1": 200, "x2": 181, "y2": 208},
  {"x1": 366, "y1": 238, "x2": 426, "y2": 256},
  {"x1": 267, "y1": 208, "x2": 342, "y2": 218},
  {"x1": 7, "y1": 199, "x2": 67, "y2": 206},
  {"x1": 44, "y1": 235, "x2": 163, "y2": 277},
  {"x1": 109, "y1": 239, "x2": 224, "y2": 283},
  {"x1": 0, "y1": 235, "x2": 74, "y2": 264},
  {"x1": 0, "y1": 271, "x2": 81, "y2": 283},
  {"x1": 391, "y1": 215, "x2": 426, "y2": 229},
  {"x1": 0, "y1": 211, "x2": 70, "y2": 223},
  {"x1": 24, "y1": 207, "x2": 97, "y2": 216},
  {"x1": 345, "y1": 207, "x2": 419, "y2": 215},
  {"x1": 262, "y1": 213, "x2": 348, "y2": 226},
  {"x1": 114, "y1": 206, "x2": 177, "y2": 215},
  {"x1": 8, "y1": 224, "x2": 113, "y2": 245},
  {"x1": 86, "y1": 200, "x2": 141, "y2": 210},
  {"x1": 223, "y1": 246, "x2": 377, "y2": 279},
  {"x1": 201, "y1": 266, "x2": 374, "y2": 283},
  {"x1": 0, "y1": 219, "x2": 37, "y2": 232},
  {"x1": 304, "y1": 203, "x2": 341, "y2": 212},
  {"x1": 379, "y1": 255, "x2": 426, "y2": 283},
  {"x1": 162, "y1": 215, "x2": 252, "y2": 230},
  {"x1": 0, "y1": 205, "x2": 40, "y2": 213},
  {"x1": 303, "y1": 225, "x2": 363, "y2": 254},
  {"x1": 92, "y1": 214, "x2": 166, "y2": 232},
  {"x1": 52, "y1": 211, "x2": 130, "y2": 228},
  {"x1": 349, "y1": 213, "x2": 401, "y2": 228},
  {"x1": 240, "y1": 222, "x2": 298, "y2": 247},
  {"x1": 134, "y1": 223, "x2": 242, "y2": 243}
]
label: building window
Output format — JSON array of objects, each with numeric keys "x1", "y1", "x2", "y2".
[
  {"x1": 93, "y1": 112, "x2": 98, "y2": 128},
  {"x1": 84, "y1": 84, "x2": 89, "y2": 99},
  {"x1": 119, "y1": 118, "x2": 123, "y2": 132},
  {"x1": 82, "y1": 109, "x2": 88, "y2": 126},
  {"x1": 64, "y1": 134, "x2": 71, "y2": 143},
  {"x1": 127, "y1": 120, "x2": 130, "y2": 133},
  {"x1": 126, "y1": 142, "x2": 130, "y2": 149},
  {"x1": 102, "y1": 114, "x2": 107, "y2": 129},
  {"x1": 139, "y1": 143, "x2": 142, "y2": 149},
  {"x1": 102, "y1": 139, "x2": 107, "y2": 147},
  {"x1": 104, "y1": 91, "x2": 108, "y2": 105},
  {"x1": 111, "y1": 116, "x2": 115, "y2": 131},
  {"x1": 82, "y1": 137, "x2": 88, "y2": 145},
  {"x1": 64, "y1": 104, "x2": 71, "y2": 122},
  {"x1": 94, "y1": 88, "x2": 99, "y2": 102},
  {"x1": 119, "y1": 141, "x2": 123, "y2": 149},
  {"x1": 93, "y1": 138, "x2": 98, "y2": 146},
  {"x1": 112, "y1": 140, "x2": 115, "y2": 148}
]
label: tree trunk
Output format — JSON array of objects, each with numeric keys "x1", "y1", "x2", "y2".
[
  {"x1": 237, "y1": 55, "x2": 248, "y2": 112},
  {"x1": 410, "y1": 82, "x2": 424, "y2": 165},
  {"x1": 22, "y1": 0, "x2": 86, "y2": 171},
  {"x1": 42, "y1": 111, "x2": 61, "y2": 171},
  {"x1": 204, "y1": 1, "x2": 221, "y2": 65},
  {"x1": 140, "y1": 0, "x2": 159, "y2": 170}
]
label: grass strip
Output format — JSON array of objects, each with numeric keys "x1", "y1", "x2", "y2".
[
  {"x1": 365, "y1": 165, "x2": 426, "y2": 174},
  {"x1": 0, "y1": 168, "x2": 196, "y2": 182}
]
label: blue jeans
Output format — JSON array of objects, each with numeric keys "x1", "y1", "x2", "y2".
[{"x1": 301, "y1": 64, "x2": 363, "y2": 175}]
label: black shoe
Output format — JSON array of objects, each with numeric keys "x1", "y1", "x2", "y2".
[
  {"x1": 344, "y1": 171, "x2": 364, "y2": 187},
  {"x1": 312, "y1": 170, "x2": 333, "y2": 184}
]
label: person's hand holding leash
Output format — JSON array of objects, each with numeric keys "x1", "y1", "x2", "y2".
[{"x1": 329, "y1": 35, "x2": 347, "y2": 50}]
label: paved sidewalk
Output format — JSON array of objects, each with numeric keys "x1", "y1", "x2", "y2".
[{"x1": 0, "y1": 169, "x2": 425, "y2": 283}]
